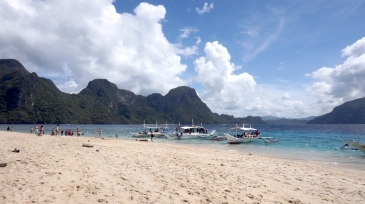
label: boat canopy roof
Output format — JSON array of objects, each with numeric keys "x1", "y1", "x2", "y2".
[
  {"x1": 145, "y1": 126, "x2": 166, "y2": 129},
  {"x1": 239, "y1": 127, "x2": 257, "y2": 131},
  {"x1": 179, "y1": 126, "x2": 205, "y2": 129}
]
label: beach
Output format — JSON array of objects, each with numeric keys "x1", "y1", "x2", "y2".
[{"x1": 1, "y1": 131, "x2": 364, "y2": 204}]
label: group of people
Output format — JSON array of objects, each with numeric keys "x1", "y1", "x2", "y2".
[
  {"x1": 182, "y1": 128, "x2": 208, "y2": 134},
  {"x1": 29, "y1": 124, "x2": 88, "y2": 137},
  {"x1": 6, "y1": 126, "x2": 13, "y2": 131},
  {"x1": 30, "y1": 125, "x2": 104, "y2": 138},
  {"x1": 236, "y1": 129, "x2": 260, "y2": 138}
]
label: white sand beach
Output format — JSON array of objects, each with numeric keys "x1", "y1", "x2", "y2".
[{"x1": 1, "y1": 131, "x2": 364, "y2": 204}]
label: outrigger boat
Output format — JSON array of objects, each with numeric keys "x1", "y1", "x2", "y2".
[
  {"x1": 165, "y1": 120, "x2": 216, "y2": 140},
  {"x1": 343, "y1": 140, "x2": 365, "y2": 154},
  {"x1": 130, "y1": 121, "x2": 168, "y2": 138},
  {"x1": 224, "y1": 123, "x2": 260, "y2": 144}
]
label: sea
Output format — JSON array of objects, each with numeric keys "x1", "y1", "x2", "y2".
[{"x1": 1, "y1": 123, "x2": 365, "y2": 171}]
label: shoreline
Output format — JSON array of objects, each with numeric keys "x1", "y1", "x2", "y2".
[
  {"x1": 0, "y1": 128, "x2": 365, "y2": 172},
  {"x1": 1, "y1": 131, "x2": 365, "y2": 203},
  {"x1": 3, "y1": 129, "x2": 365, "y2": 172},
  {"x1": 162, "y1": 139, "x2": 365, "y2": 172}
]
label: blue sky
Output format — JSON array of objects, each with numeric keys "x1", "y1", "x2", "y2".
[{"x1": 1, "y1": 0, "x2": 365, "y2": 118}]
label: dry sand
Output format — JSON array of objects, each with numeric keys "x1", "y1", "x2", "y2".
[{"x1": 1, "y1": 131, "x2": 364, "y2": 204}]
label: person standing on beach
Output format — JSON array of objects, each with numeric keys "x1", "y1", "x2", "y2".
[
  {"x1": 30, "y1": 127, "x2": 33, "y2": 133},
  {"x1": 150, "y1": 133, "x2": 154, "y2": 142},
  {"x1": 55, "y1": 124, "x2": 60, "y2": 136},
  {"x1": 98, "y1": 128, "x2": 102, "y2": 138},
  {"x1": 39, "y1": 126, "x2": 44, "y2": 136},
  {"x1": 61, "y1": 129, "x2": 64, "y2": 136},
  {"x1": 76, "y1": 126, "x2": 80, "y2": 136}
]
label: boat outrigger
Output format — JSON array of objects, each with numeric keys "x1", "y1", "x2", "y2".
[
  {"x1": 130, "y1": 121, "x2": 168, "y2": 138},
  {"x1": 343, "y1": 140, "x2": 365, "y2": 154},
  {"x1": 259, "y1": 137, "x2": 279, "y2": 144},
  {"x1": 165, "y1": 120, "x2": 216, "y2": 140}
]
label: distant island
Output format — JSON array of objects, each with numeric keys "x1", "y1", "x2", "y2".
[
  {"x1": 261, "y1": 116, "x2": 316, "y2": 125},
  {"x1": 306, "y1": 97, "x2": 365, "y2": 124},
  {"x1": 0, "y1": 59, "x2": 265, "y2": 124},
  {"x1": 262, "y1": 96, "x2": 365, "y2": 124}
]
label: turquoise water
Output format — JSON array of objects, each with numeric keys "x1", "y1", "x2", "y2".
[{"x1": 2, "y1": 123, "x2": 365, "y2": 171}]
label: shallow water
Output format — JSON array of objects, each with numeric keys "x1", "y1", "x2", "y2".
[{"x1": 2, "y1": 123, "x2": 365, "y2": 171}]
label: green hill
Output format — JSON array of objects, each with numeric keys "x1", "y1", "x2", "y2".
[
  {"x1": 307, "y1": 98, "x2": 365, "y2": 124},
  {"x1": 0, "y1": 59, "x2": 266, "y2": 124}
]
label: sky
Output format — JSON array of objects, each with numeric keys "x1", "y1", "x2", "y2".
[{"x1": 1, "y1": 0, "x2": 365, "y2": 119}]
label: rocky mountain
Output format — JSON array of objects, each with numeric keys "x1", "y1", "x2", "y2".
[
  {"x1": 307, "y1": 97, "x2": 365, "y2": 124},
  {"x1": 0, "y1": 59, "x2": 266, "y2": 124},
  {"x1": 261, "y1": 115, "x2": 316, "y2": 121},
  {"x1": 261, "y1": 115, "x2": 317, "y2": 124},
  {"x1": 266, "y1": 118, "x2": 309, "y2": 125}
]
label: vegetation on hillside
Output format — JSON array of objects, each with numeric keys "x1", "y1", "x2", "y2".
[
  {"x1": 307, "y1": 97, "x2": 365, "y2": 124},
  {"x1": 0, "y1": 59, "x2": 266, "y2": 124}
]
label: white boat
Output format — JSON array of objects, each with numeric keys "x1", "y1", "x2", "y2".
[
  {"x1": 130, "y1": 121, "x2": 168, "y2": 138},
  {"x1": 165, "y1": 120, "x2": 216, "y2": 140},
  {"x1": 224, "y1": 123, "x2": 260, "y2": 144},
  {"x1": 345, "y1": 140, "x2": 365, "y2": 154}
]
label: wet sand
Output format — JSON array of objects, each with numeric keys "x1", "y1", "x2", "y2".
[{"x1": 1, "y1": 131, "x2": 364, "y2": 203}]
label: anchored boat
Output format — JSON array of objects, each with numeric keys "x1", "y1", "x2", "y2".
[
  {"x1": 165, "y1": 120, "x2": 216, "y2": 140},
  {"x1": 224, "y1": 123, "x2": 260, "y2": 144},
  {"x1": 130, "y1": 121, "x2": 167, "y2": 138}
]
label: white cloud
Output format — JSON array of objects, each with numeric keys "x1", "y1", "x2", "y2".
[
  {"x1": 281, "y1": 93, "x2": 291, "y2": 100},
  {"x1": 173, "y1": 44, "x2": 198, "y2": 56},
  {"x1": 179, "y1": 27, "x2": 198, "y2": 40},
  {"x1": 342, "y1": 37, "x2": 365, "y2": 57},
  {"x1": 0, "y1": 0, "x2": 187, "y2": 95},
  {"x1": 240, "y1": 8, "x2": 285, "y2": 62},
  {"x1": 307, "y1": 37, "x2": 365, "y2": 103},
  {"x1": 193, "y1": 41, "x2": 317, "y2": 118},
  {"x1": 194, "y1": 41, "x2": 256, "y2": 113},
  {"x1": 196, "y1": 37, "x2": 201, "y2": 45},
  {"x1": 57, "y1": 78, "x2": 78, "y2": 94},
  {"x1": 196, "y1": 2, "x2": 214, "y2": 15}
]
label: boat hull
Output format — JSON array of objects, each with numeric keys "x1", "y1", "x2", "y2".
[
  {"x1": 165, "y1": 130, "x2": 216, "y2": 140},
  {"x1": 164, "y1": 133, "x2": 181, "y2": 140},
  {"x1": 224, "y1": 133, "x2": 259, "y2": 144},
  {"x1": 130, "y1": 132, "x2": 165, "y2": 138}
]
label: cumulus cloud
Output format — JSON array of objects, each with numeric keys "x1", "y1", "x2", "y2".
[
  {"x1": 190, "y1": 41, "x2": 320, "y2": 118},
  {"x1": 307, "y1": 37, "x2": 365, "y2": 103},
  {"x1": 194, "y1": 41, "x2": 256, "y2": 113},
  {"x1": 196, "y1": 2, "x2": 214, "y2": 15},
  {"x1": 0, "y1": 0, "x2": 187, "y2": 95},
  {"x1": 342, "y1": 37, "x2": 365, "y2": 57}
]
